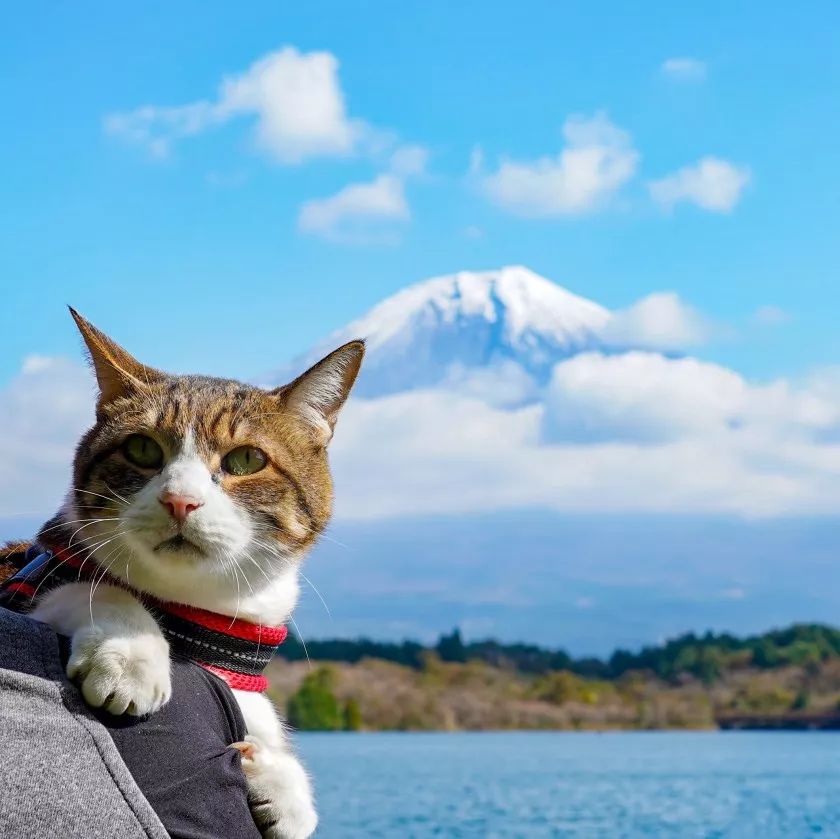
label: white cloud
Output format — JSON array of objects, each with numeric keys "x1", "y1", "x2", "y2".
[
  {"x1": 543, "y1": 352, "x2": 747, "y2": 443},
  {"x1": 205, "y1": 170, "x2": 249, "y2": 189},
  {"x1": 0, "y1": 356, "x2": 93, "y2": 516},
  {"x1": 468, "y1": 146, "x2": 484, "y2": 177},
  {"x1": 479, "y1": 112, "x2": 639, "y2": 217},
  {"x1": 649, "y1": 157, "x2": 751, "y2": 213},
  {"x1": 297, "y1": 143, "x2": 428, "y2": 243},
  {"x1": 327, "y1": 353, "x2": 840, "y2": 520},
  {"x1": 602, "y1": 292, "x2": 712, "y2": 351},
  {"x1": 441, "y1": 360, "x2": 540, "y2": 408},
  {"x1": 388, "y1": 145, "x2": 429, "y2": 177},
  {"x1": 104, "y1": 46, "x2": 368, "y2": 164},
  {"x1": 661, "y1": 57, "x2": 707, "y2": 81},
  {"x1": 9, "y1": 349, "x2": 840, "y2": 526},
  {"x1": 298, "y1": 174, "x2": 409, "y2": 243},
  {"x1": 103, "y1": 103, "x2": 217, "y2": 159},
  {"x1": 753, "y1": 305, "x2": 791, "y2": 326},
  {"x1": 326, "y1": 374, "x2": 840, "y2": 521}
]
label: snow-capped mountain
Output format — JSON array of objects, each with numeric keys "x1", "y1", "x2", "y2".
[{"x1": 284, "y1": 266, "x2": 610, "y2": 397}]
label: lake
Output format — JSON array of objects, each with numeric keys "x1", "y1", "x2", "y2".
[{"x1": 297, "y1": 731, "x2": 840, "y2": 838}]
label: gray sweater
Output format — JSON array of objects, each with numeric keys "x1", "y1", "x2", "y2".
[{"x1": 0, "y1": 607, "x2": 169, "y2": 839}]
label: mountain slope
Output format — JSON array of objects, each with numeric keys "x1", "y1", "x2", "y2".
[{"x1": 285, "y1": 266, "x2": 610, "y2": 397}]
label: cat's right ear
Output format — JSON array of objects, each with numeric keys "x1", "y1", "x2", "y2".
[{"x1": 69, "y1": 307, "x2": 162, "y2": 407}]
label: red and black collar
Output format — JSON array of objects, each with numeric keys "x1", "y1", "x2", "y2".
[{"x1": 0, "y1": 543, "x2": 286, "y2": 692}]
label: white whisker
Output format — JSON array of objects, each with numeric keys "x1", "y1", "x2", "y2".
[{"x1": 289, "y1": 617, "x2": 312, "y2": 671}]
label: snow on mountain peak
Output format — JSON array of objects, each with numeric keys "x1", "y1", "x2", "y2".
[
  {"x1": 354, "y1": 265, "x2": 608, "y2": 349},
  {"x1": 284, "y1": 266, "x2": 611, "y2": 397}
]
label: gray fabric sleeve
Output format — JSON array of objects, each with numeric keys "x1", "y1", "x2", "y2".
[{"x1": 0, "y1": 607, "x2": 169, "y2": 839}]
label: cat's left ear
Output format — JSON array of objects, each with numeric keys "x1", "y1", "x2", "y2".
[
  {"x1": 69, "y1": 307, "x2": 163, "y2": 407},
  {"x1": 274, "y1": 341, "x2": 365, "y2": 444}
]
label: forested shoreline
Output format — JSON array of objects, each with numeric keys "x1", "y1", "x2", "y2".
[{"x1": 269, "y1": 624, "x2": 840, "y2": 731}]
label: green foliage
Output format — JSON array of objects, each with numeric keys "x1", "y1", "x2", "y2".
[
  {"x1": 343, "y1": 697, "x2": 363, "y2": 731},
  {"x1": 286, "y1": 667, "x2": 343, "y2": 731},
  {"x1": 531, "y1": 671, "x2": 585, "y2": 704},
  {"x1": 791, "y1": 690, "x2": 810, "y2": 710},
  {"x1": 532, "y1": 671, "x2": 616, "y2": 706},
  {"x1": 436, "y1": 629, "x2": 467, "y2": 663},
  {"x1": 733, "y1": 684, "x2": 796, "y2": 713},
  {"x1": 275, "y1": 623, "x2": 840, "y2": 687},
  {"x1": 607, "y1": 624, "x2": 840, "y2": 683}
]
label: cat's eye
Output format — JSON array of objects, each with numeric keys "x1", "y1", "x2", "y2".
[
  {"x1": 123, "y1": 434, "x2": 164, "y2": 469},
  {"x1": 222, "y1": 446, "x2": 267, "y2": 476}
]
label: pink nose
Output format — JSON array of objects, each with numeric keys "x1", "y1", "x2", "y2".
[{"x1": 159, "y1": 492, "x2": 203, "y2": 524}]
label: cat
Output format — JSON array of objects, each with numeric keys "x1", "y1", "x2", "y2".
[{"x1": 22, "y1": 308, "x2": 364, "y2": 839}]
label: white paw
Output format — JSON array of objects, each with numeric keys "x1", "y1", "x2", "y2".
[
  {"x1": 232, "y1": 736, "x2": 318, "y2": 839},
  {"x1": 67, "y1": 625, "x2": 172, "y2": 716}
]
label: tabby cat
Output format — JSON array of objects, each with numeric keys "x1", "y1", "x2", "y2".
[{"x1": 17, "y1": 309, "x2": 364, "y2": 839}]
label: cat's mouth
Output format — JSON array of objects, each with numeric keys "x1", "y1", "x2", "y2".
[{"x1": 154, "y1": 533, "x2": 205, "y2": 556}]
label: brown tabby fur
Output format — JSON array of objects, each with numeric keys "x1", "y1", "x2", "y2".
[{"x1": 27, "y1": 310, "x2": 363, "y2": 562}]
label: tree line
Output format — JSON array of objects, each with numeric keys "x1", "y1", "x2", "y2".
[{"x1": 277, "y1": 623, "x2": 840, "y2": 684}]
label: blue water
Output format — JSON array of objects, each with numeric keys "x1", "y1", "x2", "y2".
[{"x1": 297, "y1": 731, "x2": 840, "y2": 838}]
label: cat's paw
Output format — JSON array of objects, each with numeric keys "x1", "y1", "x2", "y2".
[
  {"x1": 232, "y1": 736, "x2": 318, "y2": 839},
  {"x1": 67, "y1": 625, "x2": 172, "y2": 716}
]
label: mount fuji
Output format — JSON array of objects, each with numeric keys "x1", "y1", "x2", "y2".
[
  {"x1": 281, "y1": 266, "x2": 613, "y2": 397},
  {"x1": 265, "y1": 266, "x2": 837, "y2": 652}
]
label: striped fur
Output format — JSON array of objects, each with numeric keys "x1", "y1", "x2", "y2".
[{"x1": 42, "y1": 309, "x2": 364, "y2": 622}]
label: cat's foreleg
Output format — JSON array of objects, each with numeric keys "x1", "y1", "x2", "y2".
[
  {"x1": 32, "y1": 582, "x2": 171, "y2": 716},
  {"x1": 232, "y1": 690, "x2": 318, "y2": 839}
]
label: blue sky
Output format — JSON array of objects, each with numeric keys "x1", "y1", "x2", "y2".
[
  {"x1": 3, "y1": 3, "x2": 840, "y2": 647},
  {"x1": 2, "y1": 1, "x2": 840, "y2": 383}
]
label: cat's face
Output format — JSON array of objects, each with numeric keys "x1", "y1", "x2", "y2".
[{"x1": 53, "y1": 310, "x2": 363, "y2": 597}]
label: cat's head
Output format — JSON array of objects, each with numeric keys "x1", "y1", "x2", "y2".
[{"x1": 47, "y1": 308, "x2": 363, "y2": 613}]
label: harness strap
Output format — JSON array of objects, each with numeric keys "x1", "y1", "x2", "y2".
[{"x1": 0, "y1": 544, "x2": 286, "y2": 693}]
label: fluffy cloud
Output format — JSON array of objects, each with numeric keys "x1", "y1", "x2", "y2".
[
  {"x1": 297, "y1": 174, "x2": 409, "y2": 243},
  {"x1": 661, "y1": 58, "x2": 707, "y2": 81},
  {"x1": 7, "y1": 349, "x2": 840, "y2": 525},
  {"x1": 753, "y1": 305, "x2": 791, "y2": 326},
  {"x1": 104, "y1": 47, "x2": 367, "y2": 163},
  {"x1": 479, "y1": 113, "x2": 639, "y2": 217},
  {"x1": 543, "y1": 352, "x2": 746, "y2": 443},
  {"x1": 542, "y1": 352, "x2": 837, "y2": 444},
  {"x1": 297, "y1": 144, "x2": 428, "y2": 243},
  {"x1": 0, "y1": 356, "x2": 93, "y2": 516},
  {"x1": 649, "y1": 157, "x2": 751, "y2": 213},
  {"x1": 388, "y1": 145, "x2": 429, "y2": 178},
  {"x1": 602, "y1": 292, "x2": 712, "y2": 351},
  {"x1": 328, "y1": 354, "x2": 840, "y2": 520}
]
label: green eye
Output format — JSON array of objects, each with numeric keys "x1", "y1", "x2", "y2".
[
  {"x1": 222, "y1": 446, "x2": 267, "y2": 476},
  {"x1": 123, "y1": 434, "x2": 164, "y2": 469}
]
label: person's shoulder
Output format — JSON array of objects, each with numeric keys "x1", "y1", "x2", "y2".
[{"x1": 168, "y1": 657, "x2": 250, "y2": 742}]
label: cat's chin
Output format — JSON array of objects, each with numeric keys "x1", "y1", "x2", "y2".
[
  {"x1": 126, "y1": 530, "x2": 230, "y2": 571},
  {"x1": 153, "y1": 533, "x2": 206, "y2": 558}
]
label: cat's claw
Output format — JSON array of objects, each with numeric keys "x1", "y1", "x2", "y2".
[
  {"x1": 67, "y1": 625, "x2": 172, "y2": 716},
  {"x1": 235, "y1": 735, "x2": 318, "y2": 839}
]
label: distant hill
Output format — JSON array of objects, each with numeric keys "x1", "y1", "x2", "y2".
[
  {"x1": 278, "y1": 623, "x2": 840, "y2": 682},
  {"x1": 270, "y1": 623, "x2": 840, "y2": 731}
]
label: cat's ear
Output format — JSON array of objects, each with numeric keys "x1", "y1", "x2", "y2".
[
  {"x1": 274, "y1": 341, "x2": 365, "y2": 443},
  {"x1": 69, "y1": 307, "x2": 162, "y2": 406}
]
